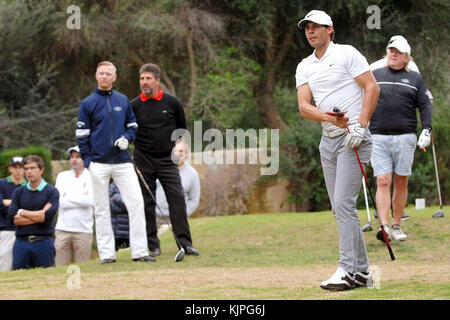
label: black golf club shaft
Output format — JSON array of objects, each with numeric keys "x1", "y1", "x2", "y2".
[{"x1": 126, "y1": 149, "x2": 185, "y2": 252}]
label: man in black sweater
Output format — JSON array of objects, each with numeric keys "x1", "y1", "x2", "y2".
[
  {"x1": 369, "y1": 36, "x2": 432, "y2": 242},
  {"x1": 7, "y1": 155, "x2": 59, "y2": 270},
  {"x1": 131, "y1": 63, "x2": 198, "y2": 257}
]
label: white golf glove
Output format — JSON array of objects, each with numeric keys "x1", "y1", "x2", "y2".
[
  {"x1": 344, "y1": 123, "x2": 365, "y2": 148},
  {"x1": 114, "y1": 136, "x2": 129, "y2": 150},
  {"x1": 417, "y1": 129, "x2": 431, "y2": 149}
]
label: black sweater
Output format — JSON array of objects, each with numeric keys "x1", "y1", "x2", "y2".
[
  {"x1": 7, "y1": 184, "x2": 59, "y2": 237},
  {"x1": 370, "y1": 67, "x2": 432, "y2": 135},
  {"x1": 131, "y1": 92, "x2": 187, "y2": 156}
]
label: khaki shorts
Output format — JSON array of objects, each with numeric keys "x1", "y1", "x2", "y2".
[
  {"x1": 54, "y1": 231, "x2": 93, "y2": 266},
  {"x1": 371, "y1": 133, "x2": 417, "y2": 177}
]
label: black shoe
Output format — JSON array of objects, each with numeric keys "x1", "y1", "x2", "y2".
[
  {"x1": 100, "y1": 258, "x2": 116, "y2": 264},
  {"x1": 185, "y1": 246, "x2": 199, "y2": 256},
  {"x1": 376, "y1": 225, "x2": 390, "y2": 243},
  {"x1": 401, "y1": 213, "x2": 410, "y2": 221},
  {"x1": 133, "y1": 255, "x2": 156, "y2": 262},
  {"x1": 149, "y1": 248, "x2": 161, "y2": 257}
]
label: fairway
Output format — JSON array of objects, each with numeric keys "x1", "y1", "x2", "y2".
[{"x1": 0, "y1": 206, "x2": 448, "y2": 300}]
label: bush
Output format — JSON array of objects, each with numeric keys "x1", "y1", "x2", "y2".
[
  {"x1": 0, "y1": 145, "x2": 53, "y2": 183},
  {"x1": 278, "y1": 120, "x2": 329, "y2": 212},
  {"x1": 279, "y1": 107, "x2": 449, "y2": 212}
]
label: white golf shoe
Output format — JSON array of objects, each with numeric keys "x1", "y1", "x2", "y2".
[
  {"x1": 390, "y1": 225, "x2": 407, "y2": 241},
  {"x1": 320, "y1": 267, "x2": 355, "y2": 291}
]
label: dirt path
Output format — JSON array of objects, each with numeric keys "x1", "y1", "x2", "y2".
[{"x1": 0, "y1": 261, "x2": 448, "y2": 299}]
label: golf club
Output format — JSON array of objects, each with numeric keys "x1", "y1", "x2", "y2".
[
  {"x1": 333, "y1": 107, "x2": 395, "y2": 260},
  {"x1": 350, "y1": 133, "x2": 395, "y2": 261},
  {"x1": 430, "y1": 132, "x2": 444, "y2": 218},
  {"x1": 361, "y1": 177, "x2": 373, "y2": 232},
  {"x1": 126, "y1": 149, "x2": 185, "y2": 262}
]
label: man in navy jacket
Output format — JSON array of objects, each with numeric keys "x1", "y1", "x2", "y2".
[
  {"x1": 76, "y1": 61, "x2": 154, "y2": 263},
  {"x1": 7, "y1": 155, "x2": 59, "y2": 270}
]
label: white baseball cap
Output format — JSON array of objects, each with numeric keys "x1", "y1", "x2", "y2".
[
  {"x1": 67, "y1": 145, "x2": 80, "y2": 156},
  {"x1": 298, "y1": 10, "x2": 333, "y2": 29},
  {"x1": 387, "y1": 35, "x2": 411, "y2": 55}
]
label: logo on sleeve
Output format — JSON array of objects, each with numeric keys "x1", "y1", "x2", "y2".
[{"x1": 77, "y1": 121, "x2": 85, "y2": 128}]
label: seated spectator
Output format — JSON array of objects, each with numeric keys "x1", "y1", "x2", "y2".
[
  {"x1": 155, "y1": 140, "x2": 201, "y2": 218},
  {"x1": 7, "y1": 155, "x2": 59, "y2": 270},
  {"x1": 109, "y1": 181, "x2": 130, "y2": 251},
  {"x1": 54, "y1": 146, "x2": 95, "y2": 266},
  {"x1": 0, "y1": 156, "x2": 26, "y2": 272}
]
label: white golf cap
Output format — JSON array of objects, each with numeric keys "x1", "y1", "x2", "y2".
[
  {"x1": 67, "y1": 145, "x2": 80, "y2": 156},
  {"x1": 387, "y1": 35, "x2": 411, "y2": 55},
  {"x1": 298, "y1": 10, "x2": 333, "y2": 29}
]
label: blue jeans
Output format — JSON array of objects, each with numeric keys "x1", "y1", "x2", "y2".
[{"x1": 13, "y1": 237, "x2": 55, "y2": 270}]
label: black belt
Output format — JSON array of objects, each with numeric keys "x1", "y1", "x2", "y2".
[{"x1": 17, "y1": 235, "x2": 50, "y2": 243}]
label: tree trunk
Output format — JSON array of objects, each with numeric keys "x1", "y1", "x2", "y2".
[
  {"x1": 256, "y1": 16, "x2": 295, "y2": 131},
  {"x1": 184, "y1": 32, "x2": 196, "y2": 109}
]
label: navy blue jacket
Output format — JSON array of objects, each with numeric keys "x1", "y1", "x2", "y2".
[
  {"x1": 109, "y1": 182, "x2": 130, "y2": 241},
  {"x1": 7, "y1": 182, "x2": 59, "y2": 237},
  {"x1": 76, "y1": 87, "x2": 138, "y2": 168},
  {"x1": 0, "y1": 177, "x2": 27, "y2": 231}
]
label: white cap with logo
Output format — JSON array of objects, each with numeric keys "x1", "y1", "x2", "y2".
[
  {"x1": 67, "y1": 146, "x2": 80, "y2": 156},
  {"x1": 387, "y1": 35, "x2": 411, "y2": 55},
  {"x1": 298, "y1": 10, "x2": 333, "y2": 29}
]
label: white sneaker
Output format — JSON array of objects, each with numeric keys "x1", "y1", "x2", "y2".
[
  {"x1": 320, "y1": 267, "x2": 355, "y2": 291},
  {"x1": 355, "y1": 271, "x2": 373, "y2": 287},
  {"x1": 390, "y1": 225, "x2": 407, "y2": 241}
]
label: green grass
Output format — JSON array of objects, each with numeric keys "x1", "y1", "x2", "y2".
[{"x1": 0, "y1": 205, "x2": 448, "y2": 299}]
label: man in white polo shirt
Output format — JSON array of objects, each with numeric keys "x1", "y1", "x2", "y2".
[
  {"x1": 54, "y1": 146, "x2": 95, "y2": 265},
  {"x1": 296, "y1": 10, "x2": 380, "y2": 291}
]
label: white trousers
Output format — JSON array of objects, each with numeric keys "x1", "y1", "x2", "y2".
[
  {"x1": 0, "y1": 230, "x2": 16, "y2": 272},
  {"x1": 89, "y1": 162, "x2": 148, "y2": 260}
]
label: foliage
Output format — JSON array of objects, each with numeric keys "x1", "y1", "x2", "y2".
[
  {"x1": 0, "y1": 0, "x2": 448, "y2": 209},
  {"x1": 191, "y1": 47, "x2": 261, "y2": 129},
  {"x1": 278, "y1": 120, "x2": 329, "y2": 211},
  {"x1": 0, "y1": 145, "x2": 53, "y2": 183}
]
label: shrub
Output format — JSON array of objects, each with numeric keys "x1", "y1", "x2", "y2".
[{"x1": 0, "y1": 145, "x2": 53, "y2": 183}]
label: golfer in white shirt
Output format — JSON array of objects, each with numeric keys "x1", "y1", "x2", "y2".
[{"x1": 295, "y1": 10, "x2": 380, "y2": 291}]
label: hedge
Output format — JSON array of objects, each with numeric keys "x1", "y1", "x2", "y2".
[{"x1": 0, "y1": 145, "x2": 53, "y2": 183}]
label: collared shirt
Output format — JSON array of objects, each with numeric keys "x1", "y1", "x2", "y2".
[
  {"x1": 6, "y1": 176, "x2": 27, "y2": 186},
  {"x1": 295, "y1": 41, "x2": 370, "y2": 132},
  {"x1": 26, "y1": 179, "x2": 48, "y2": 192}
]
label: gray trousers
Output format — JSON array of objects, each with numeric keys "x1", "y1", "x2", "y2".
[{"x1": 319, "y1": 130, "x2": 371, "y2": 274}]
